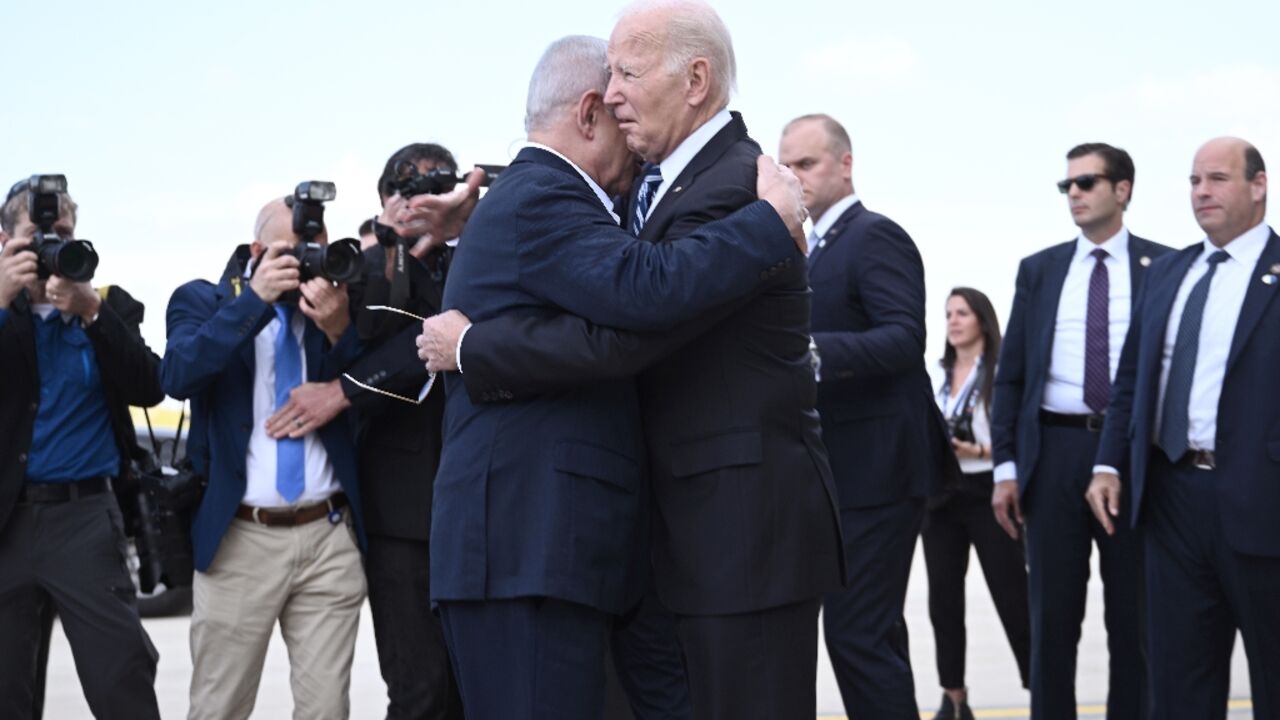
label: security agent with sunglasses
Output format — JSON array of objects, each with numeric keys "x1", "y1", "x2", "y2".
[
  {"x1": 261, "y1": 143, "x2": 482, "y2": 720},
  {"x1": 990, "y1": 143, "x2": 1171, "y2": 720},
  {"x1": 0, "y1": 178, "x2": 163, "y2": 718}
]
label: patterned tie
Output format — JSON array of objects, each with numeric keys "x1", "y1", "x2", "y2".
[
  {"x1": 273, "y1": 304, "x2": 305, "y2": 502},
  {"x1": 631, "y1": 163, "x2": 663, "y2": 236},
  {"x1": 1158, "y1": 250, "x2": 1230, "y2": 462},
  {"x1": 1083, "y1": 248, "x2": 1111, "y2": 413}
]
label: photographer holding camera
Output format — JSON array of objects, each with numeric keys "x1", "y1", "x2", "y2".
[
  {"x1": 161, "y1": 191, "x2": 366, "y2": 720},
  {"x1": 262, "y1": 143, "x2": 483, "y2": 720},
  {"x1": 0, "y1": 176, "x2": 163, "y2": 719}
]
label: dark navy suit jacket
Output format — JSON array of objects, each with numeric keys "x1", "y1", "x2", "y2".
[
  {"x1": 161, "y1": 248, "x2": 366, "y2": 572},
  {"x1": 431, "y1": 145, "x2": 797, "y2": 615},
  {"x1": 992, "y1": 233, "x2": 1172, "y2": 493},
  {"x1": 1096, "y1": 230, "x2": 1280, "y2": 556},
  {"x1": 808, "y1": 200, "x2": 957, "y2": 507},
  {"x1": 448, "y1": 116, "x2": 845, "y2": 616}
]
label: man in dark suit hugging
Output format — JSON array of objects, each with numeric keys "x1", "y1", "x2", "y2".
[{"x1": 425, "y1": 32, "x2": 810, "y2": 720}]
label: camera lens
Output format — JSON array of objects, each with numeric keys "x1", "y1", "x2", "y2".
[
  {"x1": 321, "y1": 239, "x2": 364, "y2": 284},
  {"x1": 56, "y1": 241, "x2": 98, "y2": 282}
]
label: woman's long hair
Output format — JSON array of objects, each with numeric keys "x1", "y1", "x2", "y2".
[{"x1": 940, "y1": 287, "x2": 1002, "y2": 412}]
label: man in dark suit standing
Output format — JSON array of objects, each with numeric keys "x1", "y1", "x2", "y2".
[
  {"x1": 991, "y1": 143, "x2": 1171, "y2": 720},
  {"x1": 778, "y1": 113, "x2": 954, "y2": 720},
  {"x1": 428, "y1": 33, "x2": 811, "y2": 720},
  {"x1": 1088, "y1": 138, "x2": 1278, "y2": 718},
  {"x1": 162, "y1": 198, "x2": 368, "y2": 719},
  {"x1": 420, "y1": 6, "x2": 844, "y2": 718}
]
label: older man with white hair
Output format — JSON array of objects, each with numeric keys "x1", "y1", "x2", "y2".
[
  {"x1": 425, "y1": 33, "x2": 809, "y2": 720},
  {"x1": 418, "y1": 4, "x2": 846, "y2": 718}
]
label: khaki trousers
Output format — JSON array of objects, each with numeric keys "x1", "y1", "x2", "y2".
[{"x1": 188, "y1": 515, "x2": 366, "y2": 720}]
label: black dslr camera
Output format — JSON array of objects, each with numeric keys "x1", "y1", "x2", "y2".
[
  {"x1": 379, "y1": 162, "x2": 505, "y2": 248},
  {"x1": 283, "y1": 181, "x2": 364, "y2": 285},
  {"x1": 22, "y1": 174, "x2": 99, "y2": 282}
]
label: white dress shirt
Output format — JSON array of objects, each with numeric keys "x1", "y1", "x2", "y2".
[
  {"x1": 809, "y1": 193, "x2": 861, "y2": 255},
  {"x1": 936, "y1": 361, "x2": 994, "y2": 475},
  {"x1": 243, "y1": 307, "x2": 340, "y2": 508},
  {"x1": 1042, "y1": 228, "x2": 1132, "y2": 413},
  {"x1": 1156, "y1": 222, "x2": 1271, "y2": 452},
  {"x1": 996, "y1": 228, "x2": 1133, "y2": 484},
  {"x1": 645, "y1": 108, "x2": 734, "y2": 220}
]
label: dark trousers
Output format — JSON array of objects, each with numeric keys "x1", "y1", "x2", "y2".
[
  {"x1": 1023, "y1": 425, "x2": 1146, "y2": 720},
  {"x1": 366, "y1": 533, "x2": 463, "y2": 720},
  {"x1": 824, "y1": 498, "x2": 924, "y2": 720},
  {"x1": 608, "y1": 588, "x2": 692, "y2": 720},
  {"x1": 676, "y1": 598, "x2": 820, "y2": 720},
  {"x1": 438, "y1": 597, "x2": 611, "y2": 720},
  {"x1": 922, "y1": 476, "x2": 1031, "y2": 690},
  {"x1": 1145, "y1": 453, "x2": 1280, "y2": 719},
  {"x1": 0, "y1": 491, "x2": 160, "y2": 720}
]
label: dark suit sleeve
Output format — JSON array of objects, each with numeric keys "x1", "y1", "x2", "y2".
[
  {"x1": 340, "y1": 321, "x2": 430, "y2": 413},
  {"x1": 84, "y1": 286, "x2": 164, "y2": 407},
  {"x1": 513, "y1": 181, "x2": 794, "y2": 332},
  {"x1": 991, "y1": 258, "x2": 1033, "y2": 467},
  {"x1": 811, "y1": 218, "x2": 927, "y2": 379},
  {"x1": 1095, "y1": 283, "x2": 1145, "y2": 473},
  {"x1": 160, "y1": 281, "x2": 272, "y2": 400},
  {"x1": 457, "y1": 301, "x2": 740, "y2": 403}
]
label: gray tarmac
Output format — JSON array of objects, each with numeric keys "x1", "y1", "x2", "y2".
[{"x1": 44, "y1": 545, "x2": 1252, "y2": 719}]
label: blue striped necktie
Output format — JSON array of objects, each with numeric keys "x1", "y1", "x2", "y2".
[
  {"x1": 1158, "y1": 249, "x2": 1229, "y2": 462},
  {"x1": 273, "y1": 304, "x2": 305, "y2": 502},
  {"x1": 631, "y1": 163, "x2": 663, "y2": 236}
]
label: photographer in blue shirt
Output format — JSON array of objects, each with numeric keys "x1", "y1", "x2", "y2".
[{"x1": 0, "y1": 177, "x2": 164, "y2": 719}]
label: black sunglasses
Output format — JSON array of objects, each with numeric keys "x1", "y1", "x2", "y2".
[{"x1": 1057, "y1": 173, "x2": 1112, "y2": 194}]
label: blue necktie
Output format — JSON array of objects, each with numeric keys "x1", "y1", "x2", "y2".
[
  {"x1": 631, "y1": 163, "x2": 663, "y2": 236},
  {"x1": 273, "y1": 304, "x2": 305, "y2": 502},
  {"x1": 1158, "y1": 249, "x2": 1229, "y2": 462}
]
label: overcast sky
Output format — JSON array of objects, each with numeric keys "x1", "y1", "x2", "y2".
[{"x1": 7, "y1": 0, "x2": 1278, "y2": 375}]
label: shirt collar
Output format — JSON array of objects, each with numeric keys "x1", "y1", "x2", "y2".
[
  {"x1": 1201, "y1": 221, "x2": 1270, "y2": 269},
  {"x1": 656, "y1": 108, "x2": 733, "y2": 193},
  {"x1": 1073, "y1": 226, "x2": 1129, "y2": 264},
  {"x1": 523, "y1": 142, "x2": 619, "y2": 224},
  {"x1": 813, "y1": 193, "x2": 861, "y2": 240}
]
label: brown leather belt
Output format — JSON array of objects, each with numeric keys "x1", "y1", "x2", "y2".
[
  {"x1": 1040, "y1": 410, "x2": 1106, "y2": 432},
  {"x1": 1175, "y1": 449, "x2": 1216, "y2": 471},
  {"x1": 235, "y1": 494, "x2": 347, "y2": 527}
]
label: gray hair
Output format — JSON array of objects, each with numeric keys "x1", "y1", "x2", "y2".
[
  {"x1": 619, "y1": 0, "x2": 737, "y2": 109},
  {"x1": 524, "y1": 36, "x2": 610, "y2": 133}
]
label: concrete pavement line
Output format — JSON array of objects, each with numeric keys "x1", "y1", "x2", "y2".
[{"x1": 816, "y1": 698, "x2": 1254, "y2": 720}]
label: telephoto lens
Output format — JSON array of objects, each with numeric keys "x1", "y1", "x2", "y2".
[
  {"x1": 293, "y1": 238, "x2": 364, "y2": 284},
  {"x1": 34, "y1": 237, "x2": 98, "y2": 282}
]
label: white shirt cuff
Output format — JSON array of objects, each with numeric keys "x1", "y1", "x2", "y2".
[
  {"x1": 454, "y1": 323, "x2": 473, "y2": 374},
  {"x1": 1092, "y1": 465, "x2": 1121, "y2": 478},
  {"x1": 993, "y1": 461, "x2": 1017, "y2": 483}
]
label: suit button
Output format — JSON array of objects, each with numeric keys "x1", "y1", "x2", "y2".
[
  {"x1": 18, "y1": 453, "x2": 27, "y2": 463},
  {"x1": 759, "y1": 271, "x2": 769, "y2": 280},
  {"x1": 30, "y1": 402, "x2": 38, "y2": 411},
  {"x1": 784, "y1": 258, "x2": 792, "y2": 267}
]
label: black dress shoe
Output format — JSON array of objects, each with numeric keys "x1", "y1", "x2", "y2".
[{"x1": 932, "y1": 693, "x2": 975, "y2": 720}]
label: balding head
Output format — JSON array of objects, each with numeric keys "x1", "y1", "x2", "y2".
[
  {"x1": 251, "y1": 197, "x2": 325, "y2": 260},
  {"x1": 605, "y1": 0, "x2": 736, "y2": 162},
  {"x1": 1190, "y1": 137, "x2": 1267, "y2": 246},
  {"x1": 778, "y1": 114, "x2": 855, "y2": 222}
]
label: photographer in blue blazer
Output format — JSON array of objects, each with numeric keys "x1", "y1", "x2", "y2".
[{"x1": 161, "y1": 197, "x2": 365, "y2": 720}]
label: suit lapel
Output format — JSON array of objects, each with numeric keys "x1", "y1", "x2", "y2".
[
  {"x1": 303, "y1": 322, "x2": 325, "y2": 382},
  {"x1": 11, "y1": 293, "x2": 39, "y2": 385},
  {"x1": 1035, "y1": 242, "x2": 1076, "y2": 361},
  {"x1": 639, "y1": 112, "x2": 750, "y2": 243},
  {"x1": 1127, "y1": 235, "x2": 1155, "y2": 310},
  {"x1": 808, "y1": 201, "x2": 862, "y2": 270},
  {"x1": 1143, "y1": 246, "x2": 1203, "y2": 364},
  {"x1": 1226, "y1": 231, "x2": 1280, "y2": 374}
]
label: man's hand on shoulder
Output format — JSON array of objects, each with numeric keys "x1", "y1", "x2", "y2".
[
  {"x1": 755, "y1": 155, "x2": 808, "y2": 254},
  {"x1": 417, "y1": 309, "x2": 471, "y2": 373}
]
